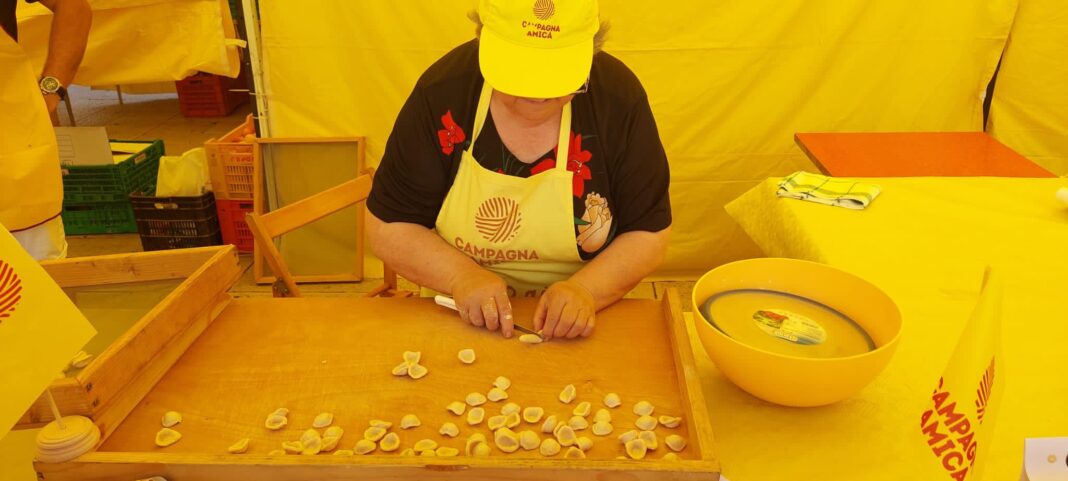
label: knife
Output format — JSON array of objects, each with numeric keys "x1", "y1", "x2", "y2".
[{"x1": 434, "y1": 295, "x2": 544, "y2": 339}]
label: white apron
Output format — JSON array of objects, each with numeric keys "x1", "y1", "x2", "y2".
[
  {"x1": 0, "y1": 32, "x2": 66, "y2": 259},
  {"x1": 0, "y1": 32, "x2": 63, "y2": 232},
  {"x1": 435, "y1": 83, "x2": 584, "y2": 297}
]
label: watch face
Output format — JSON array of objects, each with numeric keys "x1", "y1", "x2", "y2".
[{"x1": 40, "y1": 76, "x2": 61, "y2": 92}]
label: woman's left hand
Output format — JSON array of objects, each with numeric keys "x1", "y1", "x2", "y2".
[{"x1": 533, "y1": 280, "x2": 596, "y2": 340}]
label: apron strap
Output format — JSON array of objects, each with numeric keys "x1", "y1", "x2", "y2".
[
  {"x1": 470, "y1": 82, "x2": 494, "y2": 145},
  {"x1": 469, "y1": 81, "x2": 573, "y2": 172},
  {"x1": 555, "y1": 102, "x2": 572, "y2": 172}
]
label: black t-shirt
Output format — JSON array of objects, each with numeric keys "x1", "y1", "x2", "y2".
[
  {"x1": 1, "y1": 0, "x2": 36, "y2": 41},
  {"x1": 368, "y1": 39, "x2": 671, "y2": 260}
]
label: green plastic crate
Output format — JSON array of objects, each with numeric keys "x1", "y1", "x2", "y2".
[
  {"x1": 61, "y1": 139, "x2": 164, "y2": 203},
  {"x1": 61, "y1": 201, "x2": 138, "y2": 235}
]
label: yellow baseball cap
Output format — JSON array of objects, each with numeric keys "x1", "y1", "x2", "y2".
[{"x1": 478, "y1": 0, "x2": 599, "y2": 99}]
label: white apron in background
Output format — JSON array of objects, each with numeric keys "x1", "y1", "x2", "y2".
[{"x1": 0, "y1": 32, "x2": 67, "y2": 260}]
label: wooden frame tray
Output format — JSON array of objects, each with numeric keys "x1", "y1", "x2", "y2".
[
  {"x1": 252, "y1": 137, "x2": 367, "y2": 285},
  {"x1": 35, "y1": 289, "x2": 719, "y2": 480},
  {"x1": 18, "y1": 246, "x2": 241, "y2": 429}
]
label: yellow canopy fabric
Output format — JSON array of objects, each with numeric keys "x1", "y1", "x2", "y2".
[
  {"x1": 16, "y1": 0, "x2": 241, "y2": 85},
  {"x1": 721, "y1": 177, "x2": 1068, "y2": 480},
  {"x1": 988, "y1": 0, "x2": 1068, "y2": 176},
  {"x1": 258, "y1": 0, "x2": 1019, "y2": 276}
]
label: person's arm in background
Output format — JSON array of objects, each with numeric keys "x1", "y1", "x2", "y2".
[{"x1": 36, "y1": 0, "x2": 92, "y2": 116}]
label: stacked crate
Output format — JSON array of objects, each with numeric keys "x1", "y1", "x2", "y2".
[
  {"x1": 205, "y1": 115, "x2": 256, "y2": 252},
  {"x1": 175, "y1": 70, "x2": 249, "y2": 118},
  {"x1": 130, "y1": 192, "x2": 222, "y2": 251},
  {"x1": 61, "y1": 140, "x2": 164, "y2": 234}
]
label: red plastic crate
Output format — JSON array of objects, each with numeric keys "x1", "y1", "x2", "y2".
[
  {"x1": 216, "y1": 198, "x2": 254, "y2": 252},
  {"x1": 176, "y1": 70, "x2": 248, "y2": 118}
]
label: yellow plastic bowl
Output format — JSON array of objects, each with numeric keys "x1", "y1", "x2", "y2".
[{"x1": 692, "y1": 258, "x2": 902, "y2": 407}]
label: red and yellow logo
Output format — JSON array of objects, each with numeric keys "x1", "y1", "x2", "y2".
[
  {"x1": 475, "y1": 197, "x2": 522, "y2": 244},
  {"x1": 533, "y1": 0, "x2": 555, "y2": 20},
  {"x1": 0, "y1": 260, "x2": 24, "y2": 323},
  {"x1": 918, "y1": 358, "x2": 996, "y2": 481}
]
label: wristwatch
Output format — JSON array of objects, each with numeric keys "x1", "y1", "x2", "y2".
[{"x1": 39, "y1": 76, "x2": 67, "y2": 100}]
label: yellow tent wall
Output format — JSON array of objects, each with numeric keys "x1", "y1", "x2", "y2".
[
  {"x1": 988, "y1": 0, "x2": 1068, "y2": 176},
  {"x1": 16, "y1": 0, "x2": 241, "y2": 85},
  {"x1": 257, "y1": 0, "x2": 1022, "y2": 276}
]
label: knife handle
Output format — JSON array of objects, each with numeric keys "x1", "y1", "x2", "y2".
[
  {"x1": 434, "y1": 295, "x2": 544, "y2": 339},
  {"x1": 434, "y1": 295, "x2": 458, "y2": 311}
]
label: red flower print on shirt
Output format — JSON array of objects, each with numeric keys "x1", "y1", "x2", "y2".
[
  {"x1": 530, "y1": 131, "x2": 593, "y2": 198},
  {"x1": 437, "y1": 110, "x2": 466, "y2": 155}
]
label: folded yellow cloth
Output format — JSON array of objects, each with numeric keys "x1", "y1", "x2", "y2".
[{"x1": 776, "y1": 171, "x2": 881, "y2": 210}]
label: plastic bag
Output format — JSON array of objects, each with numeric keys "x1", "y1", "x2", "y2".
[{"x1": 155, "y1": 147, "x2": 209, "y2": 197}]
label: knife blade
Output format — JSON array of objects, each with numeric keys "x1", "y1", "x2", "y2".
[{"x1": 434, "y1": 295, "x2": 543, "y2": 339}]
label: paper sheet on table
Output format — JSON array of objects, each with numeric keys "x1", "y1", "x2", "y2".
[
  {"x1": 1021, "y1": 438, "x2": 1068, "y2": 481},
  {"x1": 0, "y1": 226, "x2": 96, "y2": 438}
]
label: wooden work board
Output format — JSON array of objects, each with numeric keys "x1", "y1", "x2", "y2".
[{"x1": 38, "y1": 290, "x2": 720, "y2": 480}]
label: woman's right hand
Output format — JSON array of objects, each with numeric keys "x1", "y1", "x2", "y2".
[{"x1": 450, "y1": 268, "x2": 515, "y2": 338}]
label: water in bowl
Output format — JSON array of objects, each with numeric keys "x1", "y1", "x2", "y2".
[{"x1": 700, "y1": 289, "x2": 876, "y2": 359}]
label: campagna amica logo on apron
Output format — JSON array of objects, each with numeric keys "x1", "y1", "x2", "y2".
[
  {"x1": 0, "y1": 260, "x2": 24, "y2": 323},
  {"x1": 475, "y1": 197, "x2": 522, "y2": 244}
]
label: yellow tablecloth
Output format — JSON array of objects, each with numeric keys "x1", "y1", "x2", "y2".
[{"x1": 713, "y1": 177, "x2": 1068, "y2": 480}]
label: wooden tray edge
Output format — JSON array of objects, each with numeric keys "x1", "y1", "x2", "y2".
[{"x1": 662, "y1": 288, "x2": 718, "y2": 462}]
